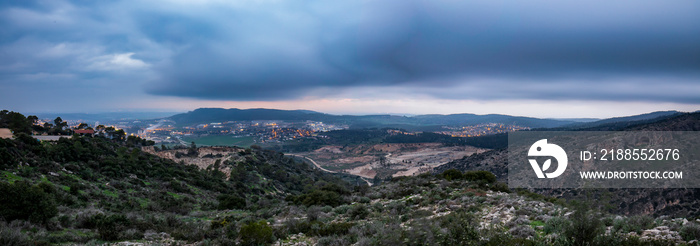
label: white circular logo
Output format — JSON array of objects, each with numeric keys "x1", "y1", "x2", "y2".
[{"x1": 528, "y1": 139, "x2": 568, "y2": 178}]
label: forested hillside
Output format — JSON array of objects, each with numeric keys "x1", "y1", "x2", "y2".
[
  {"x1": 3, "y1": 111, "x2": 700, "y2": 245},
  {"x1": 0, "y1": 111, "x2": 351, "y2": 244}
]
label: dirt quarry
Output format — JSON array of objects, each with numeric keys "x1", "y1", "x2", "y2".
[
  {"x1": 142, "y1": 146, "x2": 244, "y2": 178},
  {"x1": 297, "y1": 143, "x2": 487, "y2": 179}
]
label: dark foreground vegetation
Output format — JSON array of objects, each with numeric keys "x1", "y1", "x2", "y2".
[{"x1": 2, "y1": 111, "x2": 700, "y2": 245}]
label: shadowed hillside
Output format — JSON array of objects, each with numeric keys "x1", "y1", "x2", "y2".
[{"x1": 436, "y1": 112, "x2": 700, "y2": 217}]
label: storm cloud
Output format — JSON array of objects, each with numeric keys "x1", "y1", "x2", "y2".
[{"x1": 1, "y1": 0, "x2": 700, "y2": 109}]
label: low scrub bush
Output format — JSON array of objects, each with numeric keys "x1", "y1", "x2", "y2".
[
  {"x1": 348, "y1": 204, "x2": 369, "y2": 220},
  {"x1": 463, "y1": 170, "x2": 497, "y2": 183},
  {"x1": 680, "y1": 223, "x2": 700, "y2": 241},
  {"x1": 563, "y1": 205, "x2": 603, "y2": 246},
  {"x1": 240, "y1": 220, "x2": 274, "y2": 246},
  {"x1": 95, "y1": 214, "x2": 130, "y2": 241},
  {"x1": 441, "y1": 169, "x2": 463, "y2": 181},
  {"x1": 508, "y1": 225, "x2": 536, "y2": 239},
  {"x1": 613, "y1": 215, "x2": 655, "y2": 234},
  {"x1": 217, "y1": 194, "x2": 246, "y2": 210},
  {"x1": 0, "y1": 181, "x2": 58, "y2": 224},
  {"x1": 0, "y1": 220, "x2": 31, "y2": 246},
  {"x1": 543, "y1": 216, "x2": 570, "y2": 234}
]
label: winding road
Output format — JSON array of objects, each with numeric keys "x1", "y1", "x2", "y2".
[
  {"x1": 285, "y1": 154, "x2": 336, "y2": 173},
  {"x1": 285, "y1": 154, "x2": 373, "y2": 186}
]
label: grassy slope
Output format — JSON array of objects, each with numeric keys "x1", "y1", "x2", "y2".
[
  {"x1": 0, "y1": 134, "x2": 347, "y2": 244},
  {"x1": 2, "y1": 133, "x2": 698, "y2": 245}
]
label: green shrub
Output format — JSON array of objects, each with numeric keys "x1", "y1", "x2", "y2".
[
  {"x1": 74, "y1": 210, "x2": 104, "y2": 229},
  {"x1": 437, "y1": 210, "x2": 480, "y2": 245},
  {"x1": 0, "y1": 221, "x2": 31, "y2": 246},
  {"x1": 306, "y1": 206, "x2": 322, "y2": 222},
  {"x1": 68, "y1": 183, "x2": 80, "y2": 196},
  {"x1": 292, "y1": 189, "x2": 344, "y2": 207},
  {"x1": 217, "y1": 194, "x2": 246, "y2": 210},
  {"x1": 58, "y1": 215, "x2": 71, "y2": 228},
  {"x1": 333, "y1": 205, "x2": 351, "y2": 215},
  {"x1": 463, "y1": 170, "x2": 497, "y2": 183},
  {"x1": 171, "y1": 221, "x2": 208, "y2": 242},
  {"x1": 0, "y1": 181, "x2": 58, "y2": 224},
  {"x1": 0, "y1": 139, "x2": 18, "y2": 170},
  {"x1": 613, "y1": 215, "x2": 655, "y2": 234},
  {"x1": 441, "y1": 169, "x2": 463, "y2": 181},
  {"x1": 225, "y1": 223, "x2": 239, "y2": 240},
  {"x1": 490, "y1": 182, "x2": 510, "y2": 192},
  {"x1": 319, "y1": 222, "x2": 354, "y2": 236},
  {"x1": 627, "y1": 215, "x2": 655, "y2": 233},
  {"x1": 543, "y1": 216, "x2": 570, "y2": 234},
  {"x1": 348, "y1": 204, "x2": 369, "y2": 220},
  {"x1": 358, "y1": 196, "x2": 371, "y2": 204},
  {"x1": 96, "y1": 214, "x2": 130, "y2": 241},
  {"x1": 240, "y1": 220, "x2": 274, "y2": 246},
  {"x1": 563, "y1": 206, "x2": 603, "y2": 246},
  {"x1": 680, "y1": 223, "x2": 700, "y2": 241},
  {"x1": 319, "y1": 183, "x2": 350, "y2": 195}
]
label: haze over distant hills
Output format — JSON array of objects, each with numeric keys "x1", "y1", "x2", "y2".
[
  {"x1": 33, "y1": 107, "x2": 692, "y2": 132},
  {"x1": 32, "y1": 111, "x2": 182, "y2": 123},
  {"x1": 167, "y1": 108, "x2": 578, "y2": 129},
  {"x1": 166, "y1": 108, "x2": 692, "y2": 131}
]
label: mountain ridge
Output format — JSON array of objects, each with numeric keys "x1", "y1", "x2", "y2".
[{"x1": 168, "y1": 107, "x2": 576, "y2": 129}]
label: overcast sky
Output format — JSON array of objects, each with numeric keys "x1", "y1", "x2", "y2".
[{"x1": 1, "y1": 0, "x2": 699, "y2": 118}]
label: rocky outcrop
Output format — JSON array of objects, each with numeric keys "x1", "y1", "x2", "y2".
[{"x1": 143, "y1": 146, "x2": 244, "y2": 178}]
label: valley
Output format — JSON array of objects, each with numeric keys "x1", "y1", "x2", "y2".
[
  {"x1": 1, "y1": 109, "x2": 700, "y2": 245},
  {"x1": 294, "y1": 143, "x2": 486, "y2": 179}
]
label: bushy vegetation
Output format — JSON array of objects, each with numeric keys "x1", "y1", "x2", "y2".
[
  {"x1": 0, "y1": 112, "x2": 352, "y2": 244},
  {"x1": 218, "y1": 194, "x2": 247, "y2": 210},
  {"x1": 440, "y1": 169, "x2": 497, "y2": 184},
  {"x1": 0, "y1": 220, "x2": 31, "y2": 246},
  {"x1": 563, "y1": 203, "x2": 604, "y2": 246},
  {"x1": 613, "y1": 215, "x2": 655, "y2": 234},
  {"x1": 680, "y1": 223, "x2": 700, "y2": 241},
  {"x1": 0, "y1": 181, "x2": 57, "y2": 224},
  {"x1": 285, "y1": 183, "x2": 350, "y2": 207},
  {"x1": 2, "y1": 111, "x2": 698, "y2": 245},
  {"x1": 240, "y1": 220, "x2": 274, "y2": 246}
]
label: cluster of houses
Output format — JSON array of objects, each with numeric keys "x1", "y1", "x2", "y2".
[{"x1": 0, "y1": 128, "x2": 95, "y2": 141}]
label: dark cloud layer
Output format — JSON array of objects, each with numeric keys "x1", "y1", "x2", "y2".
[
  {"x1": 1, "y1": 0, "x2": 700, "y2": 106},
  {"x1": 144, "y1": 0, "x2": 700, "y2": 102}
]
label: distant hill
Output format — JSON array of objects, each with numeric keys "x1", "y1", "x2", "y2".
[
  {"x1": 33, "y1": 111, "x2": 182, "y2": 123},
  {"x1": 169, "y1": 108, "x2": 331, "y2": 125},
  {"x1": 408, "y1": 113, "x2": 573, "y2": 128},
  {"x1": 594, "y1": 110, "x2": 681, "y2": 124},
  {"x1": 560, "y1": 110, "x2": 683, "y2": 130},
  {"x1": 628, "y1": 112, "x2": 700, "y2": 131},
  {"x1": 168, "y1": 108, "x2": 575, "y2": 129}
]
